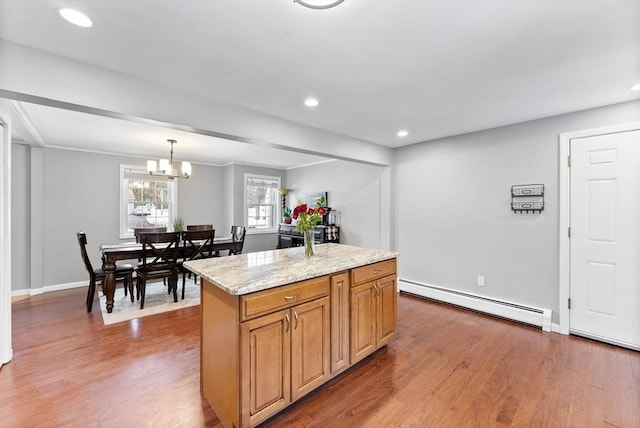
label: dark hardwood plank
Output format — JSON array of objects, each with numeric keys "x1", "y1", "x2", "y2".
[
  {"x1": 0, "y1": 288, "x2": 220, "y2": 428},
  {"x1": 1, "y1": 288, "x2": 638, "y2": 427}
]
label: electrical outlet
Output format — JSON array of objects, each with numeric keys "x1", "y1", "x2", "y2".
[{"x1": 477, "y1": 275, "x2": 485, "y2": 287}]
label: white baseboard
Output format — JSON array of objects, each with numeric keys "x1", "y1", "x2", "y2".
[
  {"x1": 12, "y1": 281, "x2": 87, "y2": 297},
  {"x1": 399, "y1": 278, "x2": 552, "y2": 332}
]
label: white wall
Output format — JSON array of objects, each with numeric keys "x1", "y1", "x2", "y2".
[
  {"x1": 11, "y1": 147, "x2": 226, "y2": 290},
  {"x1": 10, "y1": 143, "x2": 29, "y2": 291},
  {"x1": 177, "y1": 162, "x2": 226, "y2": 231},
  {"x1": 395, "y1": 100, "x2": 640, "y2": 323},
  {"x1": 10, "y1": 148, "x2": 290, "y2": 290},
  {"x1": 1, "y1": 108, "x2": 13, "y2": 365},
  {"x1": 285, "y1": 160, "x2": 391, "y2": 250}
]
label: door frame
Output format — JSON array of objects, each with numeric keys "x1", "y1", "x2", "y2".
[
  {"x1": 558, "y1": 121, "x2": 640, "y2": 335},
  {"x1": 0, "y1": 108, "x2": 12, "y2": 366}
]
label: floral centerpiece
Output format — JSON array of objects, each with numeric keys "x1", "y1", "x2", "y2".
[{"x1": 292, "y1": 202, "x2": 327, "y2": 256}]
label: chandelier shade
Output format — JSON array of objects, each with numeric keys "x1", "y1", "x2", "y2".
[{"x1": 147, "y1": 139, "x2": 191, "y2": 180}]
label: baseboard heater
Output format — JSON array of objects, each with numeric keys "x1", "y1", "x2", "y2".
[{"x1": 398, "y1": 278, "x2": 552, "y2": 332}]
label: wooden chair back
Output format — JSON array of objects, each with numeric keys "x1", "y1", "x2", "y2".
[
  {"x1": 186, "y1": 224, "x2": 213, "y2": 231},
  {"x1": 229, "y1": 225, "x2": 247, "y2": 255},
  {"x1": 182, "y1": 229, "x2": 216, "y2": 261},
  {"x1": 230, "y1": 225, "x2": 246, "y2": 242},
  {"x1": 76, "y1": 231, "x2": 95, "y2": 275},
  {"x1": 139, "y1": 231, "x2": 181, "y2": 273},
  {"x1": 133, "y1": 226, "x2": 167, "y2": 243}
]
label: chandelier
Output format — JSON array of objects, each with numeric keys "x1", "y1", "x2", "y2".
[
  {"x1": 294, "y1": 0, "x2": 344, "y2": 9},
  {"x1": 147, "y1": 139, "x2": 191, "y2": 180}
]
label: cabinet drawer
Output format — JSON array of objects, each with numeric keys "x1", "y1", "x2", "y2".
[
  {"x1": 240, "y1": 276, "x2": 329, "y2": 321},
  {"x1": 351, "y1": 259, "x2": 397, "y2": 286}
]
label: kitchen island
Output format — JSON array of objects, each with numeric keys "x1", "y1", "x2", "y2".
[{"x1": 184, "y1": 243, "x2": 399, "y2": 428}]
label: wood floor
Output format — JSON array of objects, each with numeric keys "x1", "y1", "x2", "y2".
[{"x1": 1, "y1": 288, "x2": 638, "y2": 427}]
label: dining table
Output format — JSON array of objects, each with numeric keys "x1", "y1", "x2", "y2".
[{"x1": 99, "y1": 236, "x2": 240, "y2": 313}]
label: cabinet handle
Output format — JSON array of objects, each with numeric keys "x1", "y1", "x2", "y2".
[
  {"x1": 284, "y1": 295, "x2": 298, "y2": 301},
  {"x1": 375, "y1": 281, "x2": 381, "y2": 296},
  {"x1": 284, "y1": 313, "x2": 290, "y2": 332},
  {"x1": 293, "y1": 311, "x2": 299, "y2": 329},
  {"x1": 374, "y1": 269, "x2": 382, "y2": 275}
]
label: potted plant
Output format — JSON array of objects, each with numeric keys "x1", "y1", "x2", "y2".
[
  {"x1": 173, "y1": 217, "x2": 185, "y2": 232},
  {"x1": 282, "y1": 207, "x2": 292, "y2": 224}
]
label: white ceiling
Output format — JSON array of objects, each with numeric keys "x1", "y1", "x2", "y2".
[{"x1": 1, "y1": 0, "x2": 639, "y2": 168}]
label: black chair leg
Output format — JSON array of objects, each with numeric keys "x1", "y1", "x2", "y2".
[
  {"x1": 169, "y1": 274, "x2": 178, "y2": 303},
  {"x1": 86, "y1": 279, "x2": 96, "y2": 312},
  {"x1": 181, "y1": 271, "x2": 186, "y2": 300},
  {"x1": 129, "y1": 276, "x2": 136, "y2": 301},
  {"x1": 85, "y1": 283, "x2": 91, "y2": 308},
  {"x1": 125, "y1": 276, "x2": 134, "y2": 303},
  {"x1": 139, "y1": 278, "x2": 146, "y2": 310}
]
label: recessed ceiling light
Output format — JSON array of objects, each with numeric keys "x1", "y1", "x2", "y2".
[
  {"x1": 631, "y1": 83, "x2": 640, "y2": 91},
  {"x1": 294, "y1": 0, "x2": 344, "y2": 10},
  {"x1": 59, "y1": 9, "x2": 93, "y2": 28},
  {"x1": 304, "y1": 98, "x2": 319, "y2": 107},
  {"x1": 397, "y1": 130, "x2": 409, "y2": 137}
]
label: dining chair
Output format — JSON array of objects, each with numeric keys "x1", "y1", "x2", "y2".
[
  {"x1": 133, "y1": 226, "x2": 168, "y2": 283},
  {"x1": 179, "y1": 229, "x2": 215, "y2": 299},
  {"x1": 77, "y1": 232, "x2": 135, "y2": 313},
  {"x1": 186, "y1": 224, "x2": 213, "y2": 231},
  {"x1": 135, "y1": 231, "x2": 181, "y2": 309},
  {"x1": 133, "y1": 226, "x2": 167, "y2": 243},
  {"x1": 229, "y1": 225, "x2": 247, "y2": 255},
  {"x1": 184, "y1": 225, "x2": 214, "y2": 279}
]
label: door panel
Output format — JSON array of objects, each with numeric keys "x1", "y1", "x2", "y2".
[
  {"x1": 376, "y1": 275, "x2": 397, "y2": 347},
  {"x1": 570, "y1": 130, "x2": 640, "y2": 349},
  {"x1": 241, "y1": 309, "x2": 290, "y2": 426},
  {"x1": 350, "y1": 283, "x2": 376, "y2": 364},
  {"x1": 586, "y1": 179, "x2": 616, "y2": 242},
  {"x1": 291, "y1": 297, "x2": 330, "y2": 401},
  {"x1": 586, "y1": 261, "x2": 616, "y2": 315}
]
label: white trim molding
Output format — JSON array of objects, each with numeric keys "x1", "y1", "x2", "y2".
[
  {"x1": 12, "y1": 281, "x2": 88, "y2": 298},
  {"x1": 399, "y1": 279, "x2": 552, "y2": 332},
  {"x1": 558, "y1": 121, "x2": 640, "y2": 336},
  {"x1": 0, "y1": 109, "x2": 13, "y2": 366}
]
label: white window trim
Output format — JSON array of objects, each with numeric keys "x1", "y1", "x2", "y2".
[
  {"x1": 119, "y1": 164, "x2": 177, "y2": 239},
  {"x1": 244, "y1": 173, "x2": 281, "y2": 233}
]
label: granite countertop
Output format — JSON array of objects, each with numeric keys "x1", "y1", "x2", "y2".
[{"x1": 184, "y1": 243, "x2": 399, "y2": 295}]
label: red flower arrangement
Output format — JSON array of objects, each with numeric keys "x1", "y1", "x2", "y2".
[
  {"x1": 292, "y1": 203, "x2": 327, "y2": 233},
  {"x1": 292, "y1": 202, "x2": 327, "y2": 256}
]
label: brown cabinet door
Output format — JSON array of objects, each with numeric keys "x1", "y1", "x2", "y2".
[
  {"x1": 350, "y1": 282, "x2": 376, "y2": 364},
  {"x1": 241, "y1": 309, "x2": 291, "y2": 427},
  {"x1": 375, "y1": 275, "x2": 397, "y2": 348},
  {"x1": 291, "y1": 297, "x2": 330, "y2": 401},
  {"x1": 330, "y1": 272, "x2": 350, "y2": 374}
]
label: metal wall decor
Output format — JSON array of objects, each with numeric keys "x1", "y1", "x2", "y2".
[{"x1": 511, "y1": 184, "x2": 544, "y2": 214}]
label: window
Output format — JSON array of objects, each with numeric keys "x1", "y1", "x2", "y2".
[
  {"x1": 245, "y1": 174, "x2": 281, "y2": 231},
  {"x1": 120, "y1": 165, "x2": 176, "y2": 238}
]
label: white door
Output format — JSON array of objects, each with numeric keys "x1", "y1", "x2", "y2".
[{"x1": 570, "y1": 130, "x2": 640, "y2": 350}]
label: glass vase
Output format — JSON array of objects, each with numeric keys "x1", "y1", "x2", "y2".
[{"x1": 303, "y1": 228, "x2": 315, "y2": 257}]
